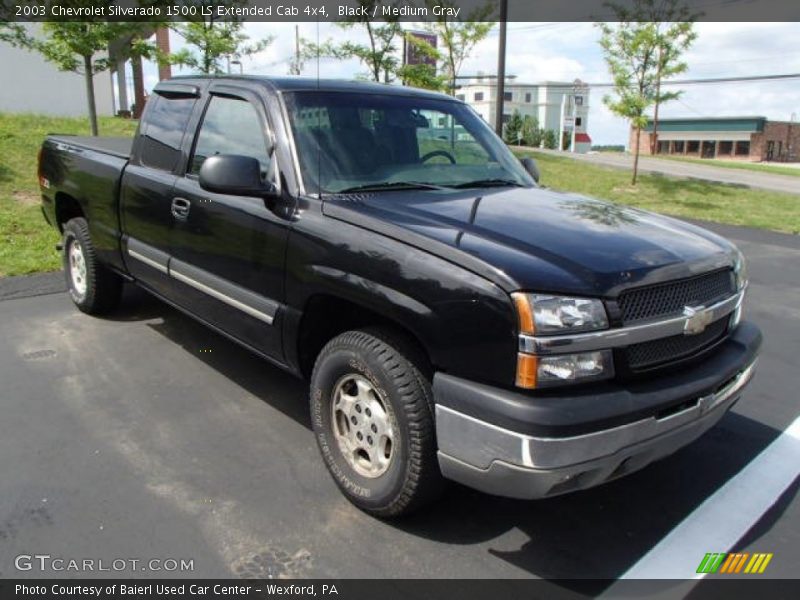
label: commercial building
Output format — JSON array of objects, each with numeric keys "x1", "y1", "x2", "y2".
[
  {"x1": 0, "y1": 24, "x2": 171, "y2": 119},
  {"x1": 456, "y1": 76, "x2": 592, "y2": 153},
  {"x1": 630, "y1": 117, "x2": 799, "y2": 162}
]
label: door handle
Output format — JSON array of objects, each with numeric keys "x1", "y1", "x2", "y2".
[{"x1": 171, "y1": 197, "x2": 191, "y2": 220}]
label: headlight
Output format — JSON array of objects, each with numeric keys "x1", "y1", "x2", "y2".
[
  {"x1": 512, "y1": 293, "x2": 609, "y2": 335},
  {"x1": 516, "y1": 351, "x2": 614, "y2": 389},
  {"x1": 733, "y1": 249, "x2": 748, "y2": 291}
]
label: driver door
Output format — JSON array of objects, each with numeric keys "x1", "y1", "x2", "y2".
[{"x1": 169, "y1": 86, "x2": 290, "y2": 362}]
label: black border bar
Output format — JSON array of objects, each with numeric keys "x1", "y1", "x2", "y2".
[{"x1": 2, "y1": 0, "x2": 799, "y2": 23}]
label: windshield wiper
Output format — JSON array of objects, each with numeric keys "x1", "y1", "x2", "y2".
[
  {"x1": 450, "y1": 179, "x2": 524, "y2": 189},
  {"x1": 335, "y1": 181, "x2": 449, "y2": 193}
]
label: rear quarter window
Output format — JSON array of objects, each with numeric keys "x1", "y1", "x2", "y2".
[{"x1": 139, "y1": 94, "x2": 197, "y2": 172}]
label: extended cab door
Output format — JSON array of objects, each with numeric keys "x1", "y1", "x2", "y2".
[
  {"x1": 168, "y1": 85, "x2": 291, "y2": 361},
  {"x1": 120, "y1": 83, "x2": 201, "y2": 298}
]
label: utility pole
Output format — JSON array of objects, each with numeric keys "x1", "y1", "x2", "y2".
[
  {"x1": 494, "y1": 0, "x2": 508, "y2": 137},
  {"x1": 290, "y1": 24, "x2": 302, "y2": 75}
]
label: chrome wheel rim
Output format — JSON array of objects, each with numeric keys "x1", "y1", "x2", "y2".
[
  {"x1": 68, "y1": 239, "x2": 87, "y2": 299},
  {"x1": 331, "y1": 374, "x2": 395, "y2": 478}
]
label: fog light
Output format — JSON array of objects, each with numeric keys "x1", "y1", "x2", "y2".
[{"x1": 537, "y1": 350, "x2": 614, "y2": 386}]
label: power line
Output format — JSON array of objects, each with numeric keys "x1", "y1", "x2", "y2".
[{"x1": 458, "y1": 72, "x2": 800, "y2": 91}]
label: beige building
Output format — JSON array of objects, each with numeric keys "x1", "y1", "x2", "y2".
[
  {"x1": 0, "y1": 25, "x2": 171, "y2": 119},
  {"x1": 455, "y1": 76, "x2": 592, "y2": 152}
]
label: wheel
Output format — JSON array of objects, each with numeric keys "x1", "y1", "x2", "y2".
[
  {"x1": 310, "y1": 328, "x2": 444, "y2": 517},
  {"x1": 62, "y1": 217, "x2": 122, "y2": 315},
  {"x1": 420, "y1": 150, "x2": 456, "y2": 164}
]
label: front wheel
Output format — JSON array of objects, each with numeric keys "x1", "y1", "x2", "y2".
[
  {"x1": 62, "y1": 217, "x2": 122, "y2": 315},
  {"x1": 310, "y1": 328, "x2": 444, "y2": 517}
]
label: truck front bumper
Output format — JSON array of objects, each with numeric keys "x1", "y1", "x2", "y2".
[{"x1": 433, "y1": 321, "x2": 762, "y2": 499}]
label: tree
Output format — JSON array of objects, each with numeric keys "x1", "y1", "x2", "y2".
[
  {"x1": 0, "y1": 23, "x2": 26, "y2": 46},
  {"x1": 168, "y1": 1, "x2": 273, "y2": 75},
  {"x1": 543, "y1": 129, "x2": 558, "y2": 150},
  {"x1": 597, "y1": 0, "x2": 697, "y2": 184},
  {"x1": 302, "y1": 1, "x2": 403, "y2": 83},
  {"x1": 5, "y1": 20, "x2": 156, "y2": 136},
  {"x1": 424, "y1": 0, "x2": 494, "y2": 94},
  {"x1": 521, "y1": 115, "x2": 543, "y2": 147},
  {"x1": 396, "y1": 33, "x2": 448, "y2": 92},
  {"x1": 503, "y1": 111, "x2": 524, "y2": 145}
]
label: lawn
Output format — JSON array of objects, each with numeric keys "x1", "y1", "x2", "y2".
[
  {"x1": 0, "y1": 113, "x2": 138, "y2": 277},
  {"x1": 514, "y1": 149, "x2": 800, "y2": 235}
]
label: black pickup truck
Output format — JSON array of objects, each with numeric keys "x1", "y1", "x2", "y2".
[{"x1": 39, "y1": 76, "x2": 761, "y2": 517}]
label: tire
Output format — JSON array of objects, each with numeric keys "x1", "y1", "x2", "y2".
[
  {"x1": 310, "y1": 328, "x2": 444, "y2": 517},
  {"x1": 62, "y1": 217, "x2": 122, "y2": 315}
]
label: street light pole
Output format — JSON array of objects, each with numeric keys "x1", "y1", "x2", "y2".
[{"x1": 494, "y1": 0, "x2": 508, "y2": 137}]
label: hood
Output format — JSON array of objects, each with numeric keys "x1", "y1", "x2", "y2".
[{"x1": 323, "y1": 186, "x2": 737, "y2": 296}]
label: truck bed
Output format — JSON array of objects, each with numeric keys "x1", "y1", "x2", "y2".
[{"x1": 48, "y1": 135, "x2": 132, "y2": 159}]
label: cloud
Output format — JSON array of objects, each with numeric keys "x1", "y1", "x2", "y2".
[{"x1": 142, "y1": 21, "x2": 797, "y2": 146}]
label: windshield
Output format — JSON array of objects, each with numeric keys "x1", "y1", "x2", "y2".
[{"x1": 285, "y1": 91, "x2": 535, "y2": 194}]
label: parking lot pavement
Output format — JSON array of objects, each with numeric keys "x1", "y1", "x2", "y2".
[{"x1": 0, "y1": 222, "x2": 798, "y2": 589}]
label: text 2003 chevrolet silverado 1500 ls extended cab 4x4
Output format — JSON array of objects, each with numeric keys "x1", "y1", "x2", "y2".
[{"x1": 39, "y1": 76, "x2": 761, "y2": 517}]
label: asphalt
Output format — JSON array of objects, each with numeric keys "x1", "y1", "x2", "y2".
[
  {"x1": 0, "y1": 222, "x2": 798, "y2": 589},
  {"x1": 533, "y1": 149, "x2": 800, "y2": 195}
]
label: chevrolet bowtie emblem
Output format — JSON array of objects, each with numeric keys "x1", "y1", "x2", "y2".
[{"x1": 683, "y1": 305, "x2": 713, "y2": 335}]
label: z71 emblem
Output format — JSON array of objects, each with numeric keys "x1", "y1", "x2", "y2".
[{"x1": 683, "y1": 305, "x2": 713, "y2": 335}]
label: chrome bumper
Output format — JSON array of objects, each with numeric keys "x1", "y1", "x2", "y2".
[{"x1": 436, "y1": 360, "x2": 757, "y2": 499}]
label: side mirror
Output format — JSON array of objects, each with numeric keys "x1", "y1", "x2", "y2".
[
  {"x1": 199, "y1": 154, "x2": 275, "y2": 197},
  {"x1": 520, "y1": 157, "x2": 540, "y2": 183}
]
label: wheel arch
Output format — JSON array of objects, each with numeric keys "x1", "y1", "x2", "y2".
[
  {"x1": 54, "y1": 192, "x2": 85, "y2": 232},
  {"x1": 294, "y1": 292, "x2": 435, "y2": 380}
]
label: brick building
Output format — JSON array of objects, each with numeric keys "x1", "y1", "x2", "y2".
[{"x1": 630, "y1": 117, "x2": 799, "y2": 162}]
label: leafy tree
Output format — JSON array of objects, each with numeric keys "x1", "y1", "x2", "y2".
[
  {"x1": 521, "y1": 115, "x2": 542, "y2": 147},
  {"x1": 424, "y1": 0, "x2": 494, "y2": 94},
  {"x1": 4, "y1": 20, "x2": 156, "y2": 136},
  {"x1": 168, "y1": 1, "x2": 273, "y2": 75},
  {"x1": 0, "y1": 23, "x2": 27, "y2": 46},
  {"x1": 543, "y1": 129, "x2": 558, "y2": 150},
  {"x1": 396, "y1": 33, "x2": 448, "y2": 92},
  {"x1": 597, "y1": 0, "x2": 697, "y2": 184},
  {"x1": 503, "y1": 110, "x2": 524, "y2": 145},
  {"x1": 302, "y1": 1, "x2": 403, "y2": 83}
]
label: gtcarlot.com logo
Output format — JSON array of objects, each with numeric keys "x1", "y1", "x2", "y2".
[
  {"x1": 696, "y1": 552, "x2": 773, "y2": 574},
  {"x1": 15, "y1": 554, "x2": 194, "y2": 572}
]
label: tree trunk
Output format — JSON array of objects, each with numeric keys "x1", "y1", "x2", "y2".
[
  {"x1": 83, "y1": 54, "x2": 98, "y2": 137},
  {"x1": 651, "y1": 75, "x2": 662, "y2": 155},
  {"x1": 651, "y1": 99, "x2": 660, "y2": 155},
  {"x1": 632, "y1": 125, "x2": 642, "y2": 185}
]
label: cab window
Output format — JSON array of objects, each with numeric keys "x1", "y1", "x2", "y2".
[{"x1": 190, "y1": 96, "x2": 270, "y2": 176}]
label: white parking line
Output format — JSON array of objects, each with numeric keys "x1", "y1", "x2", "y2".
[{"x1": 609, "y1": 414, "x2": 800, "y2": 586}]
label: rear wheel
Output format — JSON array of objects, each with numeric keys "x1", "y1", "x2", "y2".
[
  {"x1": 310, "y1": 328, "x2": 444, "y2": 517},
  {"x1": 62, "y1": 217, "x2": 122, "y2": 315}
]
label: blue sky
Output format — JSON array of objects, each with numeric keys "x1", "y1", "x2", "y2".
[{"x1": 144, "y1": 21, "x2": 799, "y2": 145}]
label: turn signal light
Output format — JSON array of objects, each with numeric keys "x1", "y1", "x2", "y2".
[{"x1": 515, "y1": 353, "x2": 538, "y2": 389}]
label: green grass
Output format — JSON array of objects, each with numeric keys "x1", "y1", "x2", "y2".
[
  {"x1": 515, "y1": 150, "x2": 800, "y2": 235},
  {"x1": 656, "y1": 154, "x2": 800, "y2": 178},
  {"x1": 0, "y1": 113, "x2": 138, "y2": 277}
]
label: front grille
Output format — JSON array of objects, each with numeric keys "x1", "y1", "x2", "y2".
[
  {"x1": 624, "y1": 317, "x2": 729, "y2": 371},
  {"x1": 618, "y1": 269, "x2": 735, "y2": 324}
]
